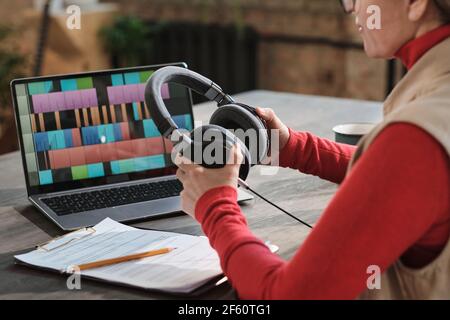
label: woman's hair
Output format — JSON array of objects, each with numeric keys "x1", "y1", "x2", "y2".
[{"x1": 434, "y1": 0, "x2": 450, "y2": 22}]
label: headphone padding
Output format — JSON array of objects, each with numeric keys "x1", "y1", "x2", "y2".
[
  {"x1": 210, "y1": 104, "x2": 268, "y2": 164},
  {"x1": 189, "y1": 124, "x2": 251, "y2": 181}
]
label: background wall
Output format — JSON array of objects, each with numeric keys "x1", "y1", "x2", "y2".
[
  {"x1": 0, "y1": 0, "x2": 405, "y2": 154},
  {"x1": 109, "y1": 0, "x2": 390, "y2": 101}
]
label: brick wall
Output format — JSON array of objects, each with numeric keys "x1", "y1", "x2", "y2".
[
  {"x1": 0, "y1": 0, "x2": 389, "y2": 102},
  {"x1": 0, "y1": 0, "x2": 392, "y2": 154},
  {"x1": 0, "y1": 0, "x2": 35, "y2": 56},
  {"x1": 110, "y1": 0, "x2": 388, "y2": 101}
]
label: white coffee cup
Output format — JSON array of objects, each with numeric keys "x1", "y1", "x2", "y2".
[{"x1": 332, "y1": 123, "x2": 376, "y2": 145}]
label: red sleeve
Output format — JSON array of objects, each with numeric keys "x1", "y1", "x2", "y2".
[
  {"x1": 279, "y1": 128, "x2": 356, "y2": 184},
  {"x1": 195, "y1": 123, "x2": 450, "y2": 299}
]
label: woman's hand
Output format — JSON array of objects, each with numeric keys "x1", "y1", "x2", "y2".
[
  {"x1": 255, "y1": 107, "x2": 290, "y2": 151},
  {"x1": 175, "y1": 145, "x2": 243, "y2": 218}
]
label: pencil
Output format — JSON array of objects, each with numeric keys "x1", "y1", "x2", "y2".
[{"x1": 77, "y1": 247, "x2": 175, "y2": 271}]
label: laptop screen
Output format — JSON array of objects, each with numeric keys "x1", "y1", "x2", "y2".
[{"x1": 11, "y1": 64, "x2": 194, "y2": 196}]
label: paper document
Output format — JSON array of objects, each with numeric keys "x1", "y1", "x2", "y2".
[{"x1": 15, "y1": 218, "x2": 223, "y2": 294}]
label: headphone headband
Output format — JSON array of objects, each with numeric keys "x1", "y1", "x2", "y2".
[{"x1": 145, "y1": 66, "x2": 235, "y2": 138}]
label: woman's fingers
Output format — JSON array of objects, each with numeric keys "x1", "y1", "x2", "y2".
[
  {"x1": 174, "y1": 152, "x2": 197, "y2": 171},
  {"x1": 256, "y1": 107, "x2": 290, "y2": 151},
  {"x1": 176, "y1": 168, "x2": 186, "y2": 182},
  {"x1": 227, "y1": 143, "x2": 243, "y2": 166},
  {"x1": 256, "y1": 107, "x2": 283, "y2": 129},
  {"x1": 255, "y1": 107, "x2": 274, "y2": 122}
]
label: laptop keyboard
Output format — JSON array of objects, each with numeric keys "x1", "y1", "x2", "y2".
[{"x1": 41, "y1": 179, "x2": 183, "y2": 216}]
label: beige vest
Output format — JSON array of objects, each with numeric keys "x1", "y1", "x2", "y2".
[{"x1": 349, "y1": 37, "x2": 450, "y2": 300}]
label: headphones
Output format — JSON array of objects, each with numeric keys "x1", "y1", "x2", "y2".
[
  {"x1": 145, "y1": 66, "x2": 313, "y2": 229},
  {"x1": 145, "y1": 66, "x2": 269, "y2": 181}
]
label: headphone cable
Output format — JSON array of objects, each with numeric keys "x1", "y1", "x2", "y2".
[{"x1": 238, "y1": 179, "x2": 313, "y2": 229}]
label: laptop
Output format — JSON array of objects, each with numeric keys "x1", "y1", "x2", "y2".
[{"x1": 11, "y1": 62, "x2": 253, "y2": 230}]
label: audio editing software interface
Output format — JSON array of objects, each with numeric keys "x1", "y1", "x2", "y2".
[{"x1": 13, "y1": 69, "x2": 193, "y2": 187}]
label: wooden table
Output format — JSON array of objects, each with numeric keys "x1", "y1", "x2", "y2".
[{"x1": 0, "y1": 90, "x2": 382, "y2": 299}]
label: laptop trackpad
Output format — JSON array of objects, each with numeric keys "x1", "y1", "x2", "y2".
[
  {"x1": 114, "y1": 197, "x2": 182, "y2": 221},
  {"x1": 114, "y1": 189, "x2": 253, "y2": 220}
]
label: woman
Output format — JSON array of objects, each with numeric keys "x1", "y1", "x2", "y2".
[{"x1": 175, "y1": 0, "x2": 450, "y2": 299}]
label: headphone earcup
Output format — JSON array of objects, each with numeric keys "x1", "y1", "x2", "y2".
[
  {"x1": 186, "y1": 125, "x2": 251, "y2": 181},
  {"x1": 210, "y1": 104, "x2": 269, "y2": 165}
]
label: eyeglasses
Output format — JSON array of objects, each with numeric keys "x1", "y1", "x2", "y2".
[{"x1": 340, "y1": 0, "x2": 356, "y2": 14}]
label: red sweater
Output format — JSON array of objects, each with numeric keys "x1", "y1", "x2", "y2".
[{"x1": 194, "y1": 26, "x2": 450, "y2": 299}]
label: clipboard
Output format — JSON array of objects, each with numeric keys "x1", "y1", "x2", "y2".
[
  {"x1": 14, "y1": 218, "x2": 228, "y2": 295},
  {"x1": 15, "y1": 218, "x2": 278, "y2": 297},
  {"x1": 35, "y1": 227, "x2": 96, "y2": 252}
]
